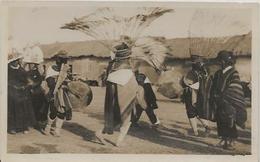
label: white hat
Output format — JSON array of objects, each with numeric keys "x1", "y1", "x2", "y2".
[
  {"x1": 8, "y1": 48, "x2": 23, "y2": 63},
  {"x1": 23, "y1": 46, "x2": 44, "y2": 64}
]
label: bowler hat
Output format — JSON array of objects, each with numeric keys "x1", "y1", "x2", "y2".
[
  {"x1": 53, "y1": 50, "x2": 69, "y2": 60},
  {"x1": 216, "y1": 50, "x2": 235, "y2": 64}
]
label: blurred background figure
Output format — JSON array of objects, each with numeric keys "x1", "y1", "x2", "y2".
[{"x1": 8, "y1": 49, "x2": 36, "y2": 134}]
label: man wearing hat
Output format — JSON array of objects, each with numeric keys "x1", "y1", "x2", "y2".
[
  {"x1": 8, "y1": 50, "x2": 36, "y2": 134},
  {"x1": 181, "y1": 55, "x2": 212, "y2": 136},
  {"x1": 212, "y1": 50, "x2": 247, "y2": 150},
  {"x1": 43, "y1": 50, "x2": 73, "y2": 137},
  {"x1": 96, "y1": 42, "x2": 139, "y2": 146}
]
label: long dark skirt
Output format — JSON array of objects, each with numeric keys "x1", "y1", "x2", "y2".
[
  {"x1": 32, "y1": 92, "x2": 48, "y2": 122},
  {"x1": 103, "y1": 82, "x2": 121, "y2": 134},
  {"x1": 103, "y1": 77, "x2": 138, "y2": 134},
  {"x1": 8, "y1": 96, "x2": 36, "y2": 132}
]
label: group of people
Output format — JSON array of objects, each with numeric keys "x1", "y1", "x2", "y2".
[
  {"x1": 8, "y1": 42, "x2": 247, "y2": 150},
  {"x1": 8, "y1": 49, "x2": 73, "y2": 137},
  {"x1": 181, "y1": 51, "x2": 247, "y2": 150}
]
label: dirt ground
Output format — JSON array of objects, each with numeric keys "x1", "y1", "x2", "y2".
[{"x1": 7, "y1": 87, "x2": 251, "y2": 154}]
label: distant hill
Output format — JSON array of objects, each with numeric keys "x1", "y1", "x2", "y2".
[{"x1": 40, "y1": 32, "x2": 251, "y2": 60}]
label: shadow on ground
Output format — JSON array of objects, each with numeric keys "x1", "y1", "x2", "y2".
[
  {"x1": 63, "y1": 122, "x2": 102, "y2": 145},
  {"x1": 128, "y1": 121, "x2": 251, "y2": 155}
]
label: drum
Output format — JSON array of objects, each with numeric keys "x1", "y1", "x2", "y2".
[{"x1": 67, "y1": 80, "x2": 93, "y2": 110}]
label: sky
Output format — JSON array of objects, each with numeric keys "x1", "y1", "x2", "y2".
[{"x1": 8, "y1": 6, "x2": 252, "y2": 49}]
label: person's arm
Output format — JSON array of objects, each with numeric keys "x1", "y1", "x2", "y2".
[{"x1": 46, "y1": 77, "x2": 56, "y2": 95}]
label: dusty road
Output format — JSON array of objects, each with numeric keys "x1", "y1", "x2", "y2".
[{"x1": 8, "y1": 87, "x2": 251, "y2": 154}]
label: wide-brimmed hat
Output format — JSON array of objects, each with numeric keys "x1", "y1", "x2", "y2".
[
  {"x1": 8, "y1": 51, "x2": 23, "y2": 63},
  {"x1": 191, "y1": 54, "x2": 207, "y2": 64},
  {"x1": 53, "y1": 50, "x2": 69, "y2": 60},
  {"x1": 216, "y1": 50, "x2": 235, "y2": 63},
  {"x1": 112, "y1": 42, "x2": 131, "y2": 59},
  {"x1": 23, "y1": 46, "x2": 44, "y2": 64},
  {"x1": 185, "y1": 54, "x2": 206, "y2": 68}
]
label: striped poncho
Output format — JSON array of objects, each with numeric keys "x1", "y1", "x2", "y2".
[{"x1": 212, "y1": 66, "x2": 247, "y2": 128}]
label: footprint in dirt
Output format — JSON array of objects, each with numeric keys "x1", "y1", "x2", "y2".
[
  {"x1": 20, "y1": 144, "x2": 60, "y2": 154},
  {"x1": 34, "y1": 143, "x2": 60, "y2": 153},
  {"x1": 20, "y1": 145, "x2": 41, "y2": 154}
]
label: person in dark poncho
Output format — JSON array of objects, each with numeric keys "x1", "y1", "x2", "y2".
[
  {"x1": 212, "y1": 50, "x2": 247, "y2": 150},
  {"x1": 96, "y1": 42, "x2": 139, "y2": 146},
  {"x1": 8, "y1": 51, "x2": 36, "y2": 134},
  {"x1": 131, "y1": 71, "x2": 160, "y2": 127},
  {"x1": 181, "y1": 55, "x2": 212, "y2": 136}
]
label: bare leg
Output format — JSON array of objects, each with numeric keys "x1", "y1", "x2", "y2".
[
  {"x1": 53, "y1": 118, "x2": 64, "y2": 137},
  {"x1": 197, "y1": 117, "x2": 211, "y2": 136},
  {"x1": 197, "y1": 117, "x2": 208, "y2": 128},
  {"x1": 43, "y1": 115, "x2": 55, "y2": 135},
  {"x1": 116, "y1": 113, "x2": 132, "y2": 147},
  {"x1": 189, "y1": 117, "x2": 198, "y2": 136},
  {"x1": 95, "y1": 129, "x2": 106, "y2": 145}
]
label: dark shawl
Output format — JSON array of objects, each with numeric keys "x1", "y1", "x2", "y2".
[
  {"x1": 103, "y1": 59, "x2": 138, "y2": 134},
  {"x1": 196, "y1": 73, "x2": 215, "y2": 121},
  {"x1": 8, "y1": 65, "x2": 36, "y2": 131},
  {"x1": 212, "y1": 67, "x2": 247, "y2": 128}
]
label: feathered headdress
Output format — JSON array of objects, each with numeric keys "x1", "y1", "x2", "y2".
[{"x1": 61, "y1": 7, "x2": 173, "y2": 75}]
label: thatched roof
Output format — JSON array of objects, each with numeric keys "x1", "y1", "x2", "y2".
[
  {"x1": 40, "y1": 32, "x2": 251, "y2": 59},
  {"x1": 40, "y1": 40, "x2": 112, "y2": 59},
  {"x1": 166, "y1": 32, "x2": 251, "y2": 59}
]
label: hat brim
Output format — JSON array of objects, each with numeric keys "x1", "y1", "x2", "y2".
[{"x1": 8, "y1": 56, "x2": 23, "y2": 64}]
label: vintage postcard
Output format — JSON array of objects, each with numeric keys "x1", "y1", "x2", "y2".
[{"x1": 0, "y1": 1, "x2": 259, "y2": 162}]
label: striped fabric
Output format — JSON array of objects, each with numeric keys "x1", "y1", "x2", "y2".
[
  {"x1": 214, "y1": 68, "x2": 247, "y2": 128},
  {"x1": 222, "y1": 69, "x2": 247, "y2": 128}
]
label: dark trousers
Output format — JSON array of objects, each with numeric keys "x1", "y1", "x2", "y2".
[{"x1": 131, "y1": 104, "x2": 158, "y2": 124}]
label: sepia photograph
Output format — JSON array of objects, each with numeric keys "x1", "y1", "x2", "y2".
[{"x1": 1, "y1": 1, "x2": 259, "y2": 161}]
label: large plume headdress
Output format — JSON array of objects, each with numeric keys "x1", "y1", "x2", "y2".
[
  {"x1": 61, "y1": 7, "x2": 173, "y2": 73},
  {"x1": 188, "y1": 8, "x2": 251, "y2": 58}
]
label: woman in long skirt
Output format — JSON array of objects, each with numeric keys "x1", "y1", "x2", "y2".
[{"x1": 8, "y1": 52, "x2": 36, "y2": 134}]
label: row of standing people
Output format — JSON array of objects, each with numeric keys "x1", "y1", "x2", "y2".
[
  {"x1": 8, "y1": 50, "x2": 73, "y2": 137},
  {"x1": 8, "y1": 44, "x2": 247, "y2": 150},
  {"x1": 181, "y1": 51, "x2": 247, "y2": 150},
  {"x1": 8, "y1": 52, "x2": 47, "y2": 134}
]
